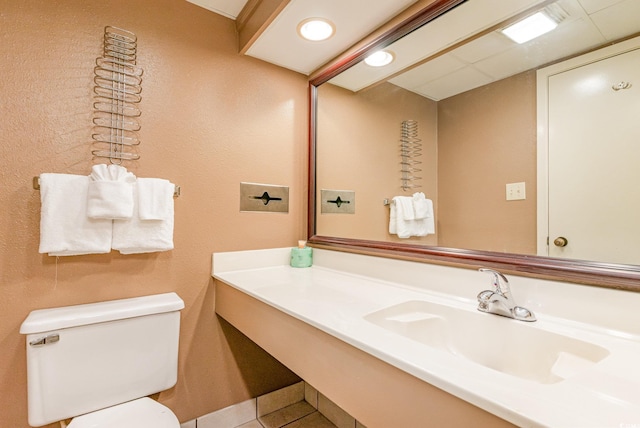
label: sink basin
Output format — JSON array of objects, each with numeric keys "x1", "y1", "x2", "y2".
[{"x1": 364, "y1": 300, "x2": 609, "y2": 384}]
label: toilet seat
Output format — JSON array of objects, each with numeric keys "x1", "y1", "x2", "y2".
[{"x1": 67, "y1": 397, "x2": 180, "y2": 428}]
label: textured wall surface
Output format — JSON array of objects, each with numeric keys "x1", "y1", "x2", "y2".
[
  {"x1": 438, "y1": 71, "x2": 537, "y2": 254},
  {"x1": 0, "y1": 1, "x2": 307, "y2": 426}
]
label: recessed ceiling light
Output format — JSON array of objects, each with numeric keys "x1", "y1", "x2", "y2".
[
  {"x1": 501, "y1": 11, "x2": 559, "y2": 44},
  {"x1": 297, "y1": 18, "x2": 335, "y2": 42},
  {"x1": 364, "y1": 50, "x2": 395, "y2": 67}
]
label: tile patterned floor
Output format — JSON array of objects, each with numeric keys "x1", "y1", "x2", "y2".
[
  {"x1": 239, "y1": 401, "x2": 336, "y2": 428},
  {"x1": 183, "y1": 381, "x2": 360, "y2": 428}
]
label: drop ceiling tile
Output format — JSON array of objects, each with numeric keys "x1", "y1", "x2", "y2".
[
  {"x1": 389, "y1": 54, "x2": 467, "y2": 89},
  {"x1": 473, "y1": 17, "x2": 605, "y2": 81},
  {"x1": 413, "y1": 66, "x2": 493, "y2": 101},
  {"x1": 577, "y1": 0, "x2": 626, "y2": 14},
  {"x1": 588, "y1": 0, "x2": 640, "y2": 41},
  {"x1": 325, "y1": 0, "x2": 548, "y2": 92},
  {"x1": 449, "y1": 32, "x2": 514, "y2": 64}
]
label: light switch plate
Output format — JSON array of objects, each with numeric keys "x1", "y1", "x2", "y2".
[
  {"x1": 240, "y1": 182, "x2": 289, "y2": 213},
  {"x1": 321, "y1": 189, "x2": 355, "y2": 214},
  {"x1": 506, "y1": 182, "x2": 526, "y2": 201}
]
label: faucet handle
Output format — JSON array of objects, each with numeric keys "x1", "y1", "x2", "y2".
[{"x1": 478, "y1": 268, "x2": 511, "y2": 298}]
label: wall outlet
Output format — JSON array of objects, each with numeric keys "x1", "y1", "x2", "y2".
[{"x1": 506, "y1": 182, "x2": 526, "y2": 201}]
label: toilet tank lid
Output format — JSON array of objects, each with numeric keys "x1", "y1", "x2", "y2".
[{"x1": 20, "y1": 292, "x2": 184, "y2": 334}]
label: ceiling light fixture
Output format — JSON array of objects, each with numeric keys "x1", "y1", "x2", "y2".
[
  {"x1": 297, "y1": 18, "x2": 335, "y2": 42},
  {"x1": 501, "y1": 11, "x2": 559, "y2": 44},
  {"x1": 364, "y1": 50, "x2": 394, "y2": 67}
]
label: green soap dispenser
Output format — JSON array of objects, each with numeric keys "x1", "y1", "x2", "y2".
[{"x1": 290, "y1": 240, "x2": 313, "y2": 268}]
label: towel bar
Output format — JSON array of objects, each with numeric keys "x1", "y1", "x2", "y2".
[{"x1": 33, "y1": 176, "x2": 180, "y2": 198}]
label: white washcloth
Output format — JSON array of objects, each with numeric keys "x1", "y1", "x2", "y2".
[
  {"x1": 112, "y1": 181, "x2": 175, "y2": 254},
  {"x1": 38, "y1": 173, "x2": 112, "y2": 256},
  {"x1": 137, "y1": 178, "x2": 174, "y2": 220},
  {"x1": 87, "y1": 164, "x2": 136, "y2": 219}
]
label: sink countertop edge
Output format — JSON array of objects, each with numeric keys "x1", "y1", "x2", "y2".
[{"x1": 212, "y1": 248, "x2": 640, "y2": 427}]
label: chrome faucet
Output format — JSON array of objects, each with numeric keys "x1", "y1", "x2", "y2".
[{"x1": 477, "y1": 268, "x2": 536, "y2": 322}]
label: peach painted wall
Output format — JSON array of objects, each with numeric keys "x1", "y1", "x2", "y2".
[
  {"x1": 0, "y1": 1, "x2": 307, "y2": 427},
  {"x1": 438, "y1": 71, "x2": 537, "y2": 254},
  {"x1": 316, "y1": 82, "x2": 438, "y2": 245}
]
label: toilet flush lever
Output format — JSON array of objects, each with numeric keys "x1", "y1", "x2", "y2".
[{"x1": 30, "y1": 333, "x2": 60, "y2": 347}]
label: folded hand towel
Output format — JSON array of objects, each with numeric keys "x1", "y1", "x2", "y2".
[
  {"x1": 412, "y1": 192, "x2": 431, "y2": 219},
  {"x1": 112, "y1": 180, "x2": 175, "y2": 254},
  {"x1": 137, "y1": 178, "x2": 174, "y2": 220},
  {"x1": 87, "y1": 164, "x2": 136, "y2": 219},
  {"x1": 38, "y1": 173, "x2": 112, "y2": 256}
]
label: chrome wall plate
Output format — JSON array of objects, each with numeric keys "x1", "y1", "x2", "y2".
[
  {"x1": 240, "y1": 182, "x2": 289, "y2": 213},
  {"x1": 321, "y1": 189, "x2": 355, "y2": 214}
]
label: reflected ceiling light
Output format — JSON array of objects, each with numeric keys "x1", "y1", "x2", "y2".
[
  {"x1": 501, "y1": 11, "x2": 558, "y2": 44},
  {"x1": 364, "y1": 50, "x2": 394, "y2": 67},
  {"x1": 297, "y1": 18, "x2": 335, "y2": 41}
]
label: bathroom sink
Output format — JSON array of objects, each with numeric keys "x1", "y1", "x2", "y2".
[{"x1": 364, "y1": 300, "x2": 609, "y2": 384}]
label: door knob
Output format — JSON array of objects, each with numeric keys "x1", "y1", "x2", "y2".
[{"x1": 553, "y1": 237, "x2": 568, "y2": 247}]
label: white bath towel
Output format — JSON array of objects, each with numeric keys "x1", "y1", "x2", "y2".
[
  {"x1": 391, "y1": 196, "x2": 414, "y2": 238},
  {"x1": 112, "y1": 181, "x2": 175, "y2": 254},
  {"x1": 137, "y1": 178, "x2": 174, "y2": 220},
  {"x1": 87, "y1": 164, "x2": 136, "y2": 219},
  {"x1": 38, "y1": 173, "x2": 112, "y2": 256}
]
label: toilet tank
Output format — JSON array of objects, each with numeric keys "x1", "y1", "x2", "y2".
[{"x1": 20, "y1": 293, "x2": 184, "y2": 427}]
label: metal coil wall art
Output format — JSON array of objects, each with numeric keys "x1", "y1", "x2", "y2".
[
  {"x1": 400, "y1": 119, "x2": 422, "y2": 190},
  {"x1": 92, "y1": 26, "x2": 143, "y2": 163}
]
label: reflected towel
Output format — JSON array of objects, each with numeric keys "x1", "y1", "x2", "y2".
[
  {"x1": 38, "y1": 173, "x2": 112, "y2": 256},
  {"x1": 87, "y1": 164, "x2": 136, "y2": 219},
  {"x1": 391, "y1": 196, "x2": 414, "y2": 238},
  {"x1": 412, "y1": 192, "x2": 431, "y2": 219},
  {"x1": 412, "y1": 192, "x2": 435, "y2": 236},
  {"x1": 112, "y1": 181, "x2": 174, "y2": 254},
  {"x1": 389, "y1": 195, "x2": 435, "y2": 238}
]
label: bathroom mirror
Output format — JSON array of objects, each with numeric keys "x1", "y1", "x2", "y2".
[{"x1": 307, "y1": 0, "x2": 640, "y2": 290}]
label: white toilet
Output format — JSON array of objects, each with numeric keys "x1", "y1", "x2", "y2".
[{"x1": 20, "y1": 292, "x2": 185, "y2": 428}]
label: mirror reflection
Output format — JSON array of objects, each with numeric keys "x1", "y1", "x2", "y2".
[{"x1": 315, "y1": 0, "x2": 640, "y2": 266}]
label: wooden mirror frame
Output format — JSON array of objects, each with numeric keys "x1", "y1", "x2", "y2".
[{"x1": 306, "y1": 0, "x2": 640, "y2": 291}]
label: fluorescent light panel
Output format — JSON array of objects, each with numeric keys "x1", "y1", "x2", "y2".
[{"x1": 501, "y1": 11, "x2": 558, "y2": 44}]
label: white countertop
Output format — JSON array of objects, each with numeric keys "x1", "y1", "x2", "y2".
[{"x1": 212, "y1": 248, "x2": 640, "y2": 428}]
